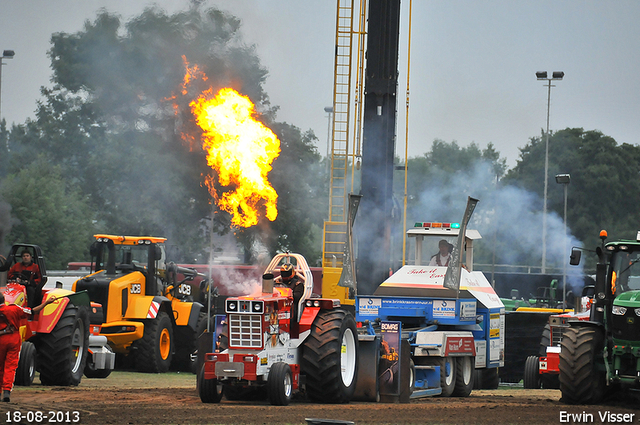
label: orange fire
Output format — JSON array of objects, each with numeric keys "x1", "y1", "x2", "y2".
[{"x1": 189, "y1": 87, "x2": 280, "y2": 227}]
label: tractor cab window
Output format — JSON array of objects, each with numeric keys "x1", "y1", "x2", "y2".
[{"x1": 610, "y1": 249, "x2": 640, "y2": 293}]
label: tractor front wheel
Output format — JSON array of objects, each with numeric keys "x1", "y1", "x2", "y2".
[
  {"x1": 198, "y1": 365, "x2": 222, "y2": 403},
  {"x1": 267, "y1": 362, "x2": 293, "y2": 406},
  {"x1": 38, "y1": 304, "x2": 89, "y2": 386},
  {"x1": 14, "y1": 341, "x2": 36, "y2": 386},
  {"x1": 559, "y1": 326, "x2": 605, "y2": 404},
  {"x1": 301, "y1": 309, "x2": 358, "y2": 403},
  {"x1": 523, "y1": 355, "x2": 540, "y2": 389},
  {"x1": 134, "y1": 312, "x2": 174, "y2": 373}
]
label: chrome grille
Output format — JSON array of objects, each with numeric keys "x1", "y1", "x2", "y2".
[{"x1": 229, "y1": 314, "x2": 262, "y2": 348}]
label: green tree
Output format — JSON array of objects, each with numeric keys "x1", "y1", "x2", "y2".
[
  {"x1": 4, "y1": 5, "x2": 326, "y2": 265},
  {"x1": 505, "y1": 128, "x2": 640, "y2": 270},
  {"x1": 391, "y1": 139, "x2": 508, "y2": 268},
  {"x1": 0, "y1": 158, "x2": 94, "y2": 268}
]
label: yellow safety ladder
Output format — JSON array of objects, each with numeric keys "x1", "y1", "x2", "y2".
[{"x1": 322, "y1": 0, "x2": 367, "y2": 304}]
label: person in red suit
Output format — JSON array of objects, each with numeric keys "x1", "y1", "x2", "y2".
[
  {"x1": 0, "y1": 291, "x2": 56, "y2": 402},
  {"x1": 8, "y1": 251, "x2": 42, "y2": 307}
]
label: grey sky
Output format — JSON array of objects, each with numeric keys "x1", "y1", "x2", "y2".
[{"x1": 1, "y1": 1, "x2": 639, "y2": 167}]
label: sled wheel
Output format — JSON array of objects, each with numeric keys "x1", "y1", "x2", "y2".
[{"x1": 452, "y1": 356, "x2": 475, "y2": 397}]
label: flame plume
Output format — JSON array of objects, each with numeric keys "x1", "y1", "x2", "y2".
[{"x1": 190, "y1": 87, "x2": 280, "y2": 227}]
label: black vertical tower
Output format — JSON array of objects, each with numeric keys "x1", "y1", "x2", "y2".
[{"x1": 355, "y1": 0, "x2": 401, "y2": 295}]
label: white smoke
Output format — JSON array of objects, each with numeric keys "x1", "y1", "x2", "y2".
[{"x1": 408, "y1": 161, "x2": 585, "y2": 289}]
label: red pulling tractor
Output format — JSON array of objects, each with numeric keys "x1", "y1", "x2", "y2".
[
  {"x1": 197, "y1": 253, "x2": 359, "y2": 405},
  {"x1": 523, "y1": 285, "x2": 594, "y2": 389},
  {"x1": 1, "y1": 244, "x2": 96, "y2": 386}
]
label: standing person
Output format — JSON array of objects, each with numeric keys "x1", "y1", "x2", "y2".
[
  {"x1": 8, "y1": 250, "x2": 42, "y2": 307},
  {"x1": 429, "y1": 239, "x2": 453, "y2": 266},
  {"x1": 0, "y1": 292, "x2": 56, "y2": 402}
]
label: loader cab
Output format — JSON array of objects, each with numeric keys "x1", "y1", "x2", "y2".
[{"x1": 89, "y1": 234, "x2": 167, "y2": 296}]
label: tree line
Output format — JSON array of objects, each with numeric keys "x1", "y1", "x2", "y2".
[{"x1": 1, "y1": 5, "x2": 638, "y2": 273}]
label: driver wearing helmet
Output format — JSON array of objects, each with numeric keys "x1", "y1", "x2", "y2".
[{"x1": 274, "y1": 264, "x2": 306, "y2": 330}]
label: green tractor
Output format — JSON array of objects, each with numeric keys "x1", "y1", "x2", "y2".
[{"x1": 559, "y1": 230, "x2": 640, "y2": 404}]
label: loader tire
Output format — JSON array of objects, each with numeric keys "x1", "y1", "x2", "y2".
[
  {"x1": 134, "y1": 312, "x2": 173, "y2": 373},
  {"x1": 198, "y1": 365, "x2": 222, "y2": 403},
  {"x1": 523, "y1": 355, "x2": 540, "y2": 389},
  {"x1": 38, "y1": 304, "x2": 89, "y2": 386},
  {"x1": 268, "y1": 362, "x2": 293, "y2": 406},
  {"x1": 301, "y1": 309, "x2": 358, "y2": 403},
  {"x1": 14, "y1": 341, "x2": 36, "y2": 386},
  {"x1": 175, "y1": 312, "x2": 213, "y2": 373},
  {"x1": 559, "y1": 326, "x2": 605, "y2": 404},
  {"x1": 452, "y1": 356, "x2": 474, "y2": 397}
]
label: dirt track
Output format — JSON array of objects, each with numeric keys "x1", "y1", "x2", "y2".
[{"x1": 1, "y1": 372, "x2": 638, "y2": 425}]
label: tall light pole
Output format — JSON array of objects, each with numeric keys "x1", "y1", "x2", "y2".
[
  {"x1": 556, "y1": 173, "x2": 570, "y2": 309},
  {"x1": 536, "y1": 71, "x2": 564, "y2": 273},
  {"x1": 1, "y1": 49, "x2": 15, "y2": 151}
]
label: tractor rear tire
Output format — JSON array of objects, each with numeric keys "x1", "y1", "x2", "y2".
[
  {"x1": 14, "y1": 341, "x2": 36, "y2": 386},
  {"x1": 523, "y1": 355, "x2": 540, "y2": 389},
  {"x1": 38, "y1": 304, "x2": 89, "y2": 386},
  {"x1": 539, "y1": 323, "x2": 551, "y2": 356},
  {"x1": 452, "y1": 356, "x2": 475, "y2": 397},
  {"x1": 301, "y1": 309, "x2": 358, "y2": 403},
  {"x1": 198, "y1": 365, "x2": 222, "y2": 403},
  {"x1": 559, "y1": 326, "x2": 605, "y2": 404},
  {"x1": 134, "y1": 312, "x2": 173, "y2": 373},
  {"x1": 473, "y1": 367, "x2": 500, "y2": 390},
  {"x1": 267, "y1": 362, "x2": 293, "y2": 406}
]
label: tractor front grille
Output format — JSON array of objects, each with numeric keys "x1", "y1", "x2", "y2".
[
  {"x1": 612, "y1": 309, "x2": 640, "y2": 342},
  {"x1": 228, "y1": 314, "x2": 263, "y2": 348}
]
